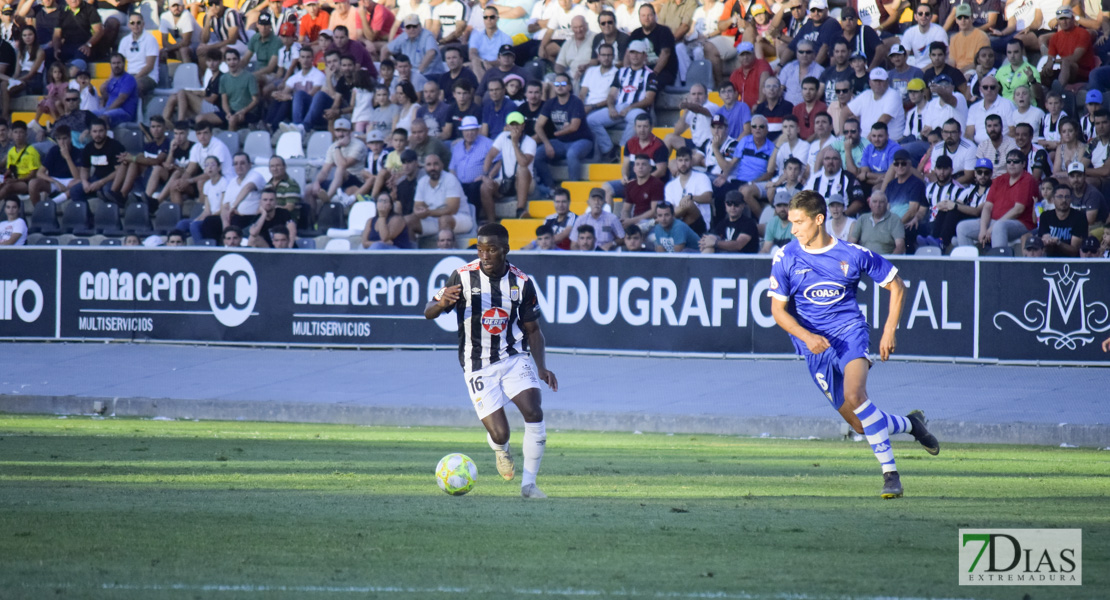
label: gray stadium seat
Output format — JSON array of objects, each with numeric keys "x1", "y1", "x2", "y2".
[
  {"x1": 914, "y1": 245, "x2": 941, "y2": 256},
  {"x1": 123, "y1": 200, "x2": 153, "y2": 235},
  {"x1": 94, "y1": 201, "x2": 123, "y2": 236},
  {"x1": 316, "y1": 202, "x2": 346, "y2": 232},
  {"x1": 216, "y1": 130, "x2": 240, "y2": 154},
  {"x1": 295, "y1": 238, "x2": 316, "y2": 249},
  {"x1": 985, "y1": 246, "x2": 1014, "y2": 257},
  {"x1": 144, "y1": 96, "x2": 167, "y2": 124},
  {"x1": 154, "y1": 62, "x2": 199, "y2": 97},
  {"x1": 114, "y1": 127, "x2": 144, "y2": 154},
  {"x1": 68, "y1": 237, "x2": 90, "y2": 245},
  {"x1": 61, "y1": 199, "x2": 92, "y2": 234},
  {"x1": 35, "y1": 236, "x2": 60, "y2": 245},
  {"x1": 152, "y1": 202, "x2": 182, "y2": 234},
  {"x1": 28, "y1": 200, "x2": 60, "y2": 235},
  {"x1": 244, "y1": 131, "x2": 273, "y2": 165},
  {"x1": 100, "y1": 237, "x2": 122, "y2": 246}
]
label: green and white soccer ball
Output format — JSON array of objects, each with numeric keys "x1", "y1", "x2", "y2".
[{"x1": 435, "y1": 453, "x2": 478, "y2": 496}]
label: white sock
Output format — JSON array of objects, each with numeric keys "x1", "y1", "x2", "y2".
[
  {"x1": 521, "y1": 421, "x2": 546, "y2": 488},
  {"x1": 487, "y1": 432, "x2": 508, "y2": 453}
]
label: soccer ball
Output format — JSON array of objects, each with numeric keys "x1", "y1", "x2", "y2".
[{"x1": 435, "y1": 453, "x2": 478, "y2": 496}]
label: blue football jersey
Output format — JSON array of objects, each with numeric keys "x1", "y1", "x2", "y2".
[{"x1": 767, "y1": 239, "x2": 898, "y2": 351}]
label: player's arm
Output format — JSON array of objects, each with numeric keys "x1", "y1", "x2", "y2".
[
  {"x1": 878, "y1": 273, "x2": 906, "y2": 361},
  {"x1": 769, "y1": 296, "x2": 830, "y2": 355},
  {"x1": 424, "y1": 276, "x2": 462, "y2": 319},
  {"x1": 520, "y1": 319, "x2": 558, "y2": 391}
]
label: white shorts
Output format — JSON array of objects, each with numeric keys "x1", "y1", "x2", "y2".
[
  {"x1": 421, "y1": 212, "x2": 473, "y2": 235},
  {"x1": 463, "y1": 353, "x2": 541, "y2": 420}
]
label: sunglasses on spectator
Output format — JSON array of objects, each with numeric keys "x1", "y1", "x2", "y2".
[
  {"x1": 956, "y1": 15, "x2": 970, "y2": 19},
  {"x1": 797, "y1": 50, "x2": 814, "y2": 54},
  {"x1": 893, "y1": 160, "x2": 908, "y2": 166},
  {"x1": 835, "y1": 88, "x2": 850, "y2": 93},
  {"x1": 600, "y1": 20, "x2": 614, "y2": 25},
  {"x1": 981, "y1": 85, "x2": 998, "y2": 90},
  {"x1": 65, "y1": 97, "x2": 79, "y2": 102},
  {"x1": 917, "y1": 11, "x2": 930, "y2": 16},
  {"x1": 404, "y1": 24, "x2": 418, "y2": 29},
  {"x1": 483, "y1": 15, "x2": 497, "y2": 20},
  {"x1": 725, "y1": 200, "x2": 742, "y2": 207},
  {"x1": 129, "y1": 20, "x2": 143, "y2": 25},
  {"x1": 1006, "y1": 159, "x2": 1023, "y2": 164},
  {"x1": 975, "y1": 169, "x2": 992, "y2": 175},
  {"x1": 553, "y1": 81, "x2": 568, "y2": 87},
  {"x1": 844, "y1": 129, "x2": 858, "y2": 135},
  {"x1": 809, "y1": 7, "x2": 823, "y2": 12}
]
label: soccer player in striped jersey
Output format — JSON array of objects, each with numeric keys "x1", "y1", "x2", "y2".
[
  {"x1": 424, "y1": 223, "x2": 558, "y2": 499},
  {"x1": 768, "y1": 190, "x2": 940, "y2": 499}
]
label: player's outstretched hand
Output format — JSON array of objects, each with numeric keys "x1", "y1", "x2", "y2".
[
  {"x1": 879, "y1": 330, "x2": 897, "y2": 361},
  {"x1": 437, "y1": 284, "x2": 461, "y2": 308},
  {"x1": 804, "y1": 334, "x2": 830, "y2": 355},
  {"x1": 539, "y1": 369, "x2": 559, "y2": 392}
]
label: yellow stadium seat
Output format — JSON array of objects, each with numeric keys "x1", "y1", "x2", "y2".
[
  {"x1": 150, "y1": 30, "x2": 165, "y2": 48},
  {"x1": 502, "y1": 218, "x2": 543, "y2": 250},
  {"x1": 708, "y1": 91, "x2": 722, "y2": 105},
  {"x1": 561, "y1": 181, "x2": 600, "y2": 204},
  {"x1": 588, "y1": 163, "x2": 622, "y2": 181},
  {"x1": 10, "y1": 112, "x2": 54, "y2": 127},
  {"x1": 91, "y1": 78, "x2": 107, "y2": 91},
  {"x1": 652, "y1": 127, "x2": 673, "y2": 139},
  {"x1": 529, "y1": 200, "x2": 555, "y2": 218},
  {"x1": 91, "y1": 62, "x2": 112, "y2": 78}
]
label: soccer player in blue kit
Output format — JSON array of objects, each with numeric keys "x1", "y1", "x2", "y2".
[{"x1": 768, "y1": 190, "x2": 940, "y2": 499}]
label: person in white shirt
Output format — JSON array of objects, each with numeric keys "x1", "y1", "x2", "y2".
[
  {"x1": 223, "y1": 152, "x2": 268, "y2": 228},
  {"x1": 898, "y1": 3, "x2": 948, "y2": 69},
  {"x1": 1009, "y1": 85, "x2": 1045, "y2": 133},
  {"x1": 965, "y1": 75, "x2": 1016, "y2": 145},
  {"x1": 664, "y1": 147, "x2": 714, "y2": 228},
  {"x1": 824, "y1": 194, "x2": 855, "y2": 241},
  {"x1": 413, "y1": 152, "x2": 473, "y2": 236},
  {"x1": 806, "y1": 112, "x2": 836, "y2": 174},
  {"x1": 664, "y1": 83, "x2": 720, "y2": 170},
  {"x1": 0, "y1": 198, "x2": 27, "y2": 246},
  {"x1": 169, "y1": 121, "x2": 233, "y2": 206},
  {"x1": 847, "y1": 68, "x2": 905, "y2": 143},
  {"x1": 579, "y1": 42, "x2": 619, "y2": 157},
  {"x1": 430, "y1": 0, "x2": 469, "y2": 44},
  {"x1": 481, "y1": 111, "x2": 537, "y2": 221},
  {"x1": 928, "y1": 118, "x2": 978, "y2": 184},
  {"x1": 159, "y1": 0, "x2": 200, "y2": 63},
  {"x1": 119, "y1": 13, "x2": 161, "y2": 96},
  {"x1": 921, "y1": 74, "x2": 968, "y2": 134},
  {"x1": 554, "y1": 15, "x2": 596, "y2": 79},
  {"x1": 769, "y1": 115, "x2": 811, "y2": 181}
]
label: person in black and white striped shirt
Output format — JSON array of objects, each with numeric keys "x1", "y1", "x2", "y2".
[
  {"x1": 585, "y1": 39, "x2": 658, "y2": 159},
  {"x1": 424, "y1": 223, "x2": 558, "y2": 499},
  {"x1": 950, "y1": 158, "x2": 994, "y2": 249},
  {"x1": 198, "y1": 0, "x2": 248, "y2": 61},
  {"x1": 805, "y1": 146, "x2": 866, "y2": 216},
  {"x1": 921, "y1": 155, "x2": 966, "y2": 247}
]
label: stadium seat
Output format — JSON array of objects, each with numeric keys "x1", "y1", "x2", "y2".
[
  {"x1": 502, "y1": 218, "x2": 543, "y2": 250},
  {"x1": 521, "y1": 59, "x2": 547, "y2": 87},
  {"x1": 948, "y1": 246, "x2": 980, "y2": 258},
  {"x1": 295, "y1": 238, "x2": 317, "y2": 249},
  {"x1": 197, "y1": 238, "x2": 218, "y2": 246},
  {"x1": 216, "y1": 130, "x2": 240, "y2": 154},
  {"x1": 316, "y1": 202, "x2": 346, "y2": 231},
  {"x1": 144, "y1": 96, "x2": 167, "y2": 124},
  {"x1": 153, "y1": 62, "x2": 199, "y2": 97},
  {"x1": 35, "y1": 236, "x2": 60, "y2": 245},
  {"x1": 123, "y1": 200, "x2": 153, "y2": 235},
  {"x1": 28, "y1": 200, "x2": 60, "y2": 235},
  {"x1": 68, "y1": 237, "x2": 90, "y2": 245},
  {"x1": 94, "y1": 201, "x2": 123, "y2": 235},
  {"x1": 286, "y1": 166, "x2": 306, "y2": 191},
  {"x1": 189, "y1": 201, "x2": 205, "y2": 218},
  {"x1": 152, "y1": 202, "x2": 182, "y2": 234},
  {"x1": 91, "y1": 62, "x2": 112, "y2": 78},
  {"x1": 99, "y1": 237, "x2": 122, "y2": 246},
  {"x1": 250, "y1": 165, "x2": 273, "y2": 184},
  {"x1": 324, "y1": 237, "x2": 351, "y2": 251},
  {"x1": 61, "y1": 200, "x2": 92, "y2": 234},
  {"x1": 114, "y1": 127, "x2": 144, "y2": 154},
  {"x1": 985, "y1": 246, "x2": 1013, "y2": 257},
  {"x1": 304, "y1": 131, "x2": 333, "y2": 167},
  {"x1": 347, "y1": 200, "x2": 376, "y2": 231},
  {"x1": 588, "y1": 163, "x2": 622, "y2": 181},
  {"x1": 275, "y1": 131, "x2": 305, "y2": 160},
  {"x1": 914, "y1": 245, "x2": 941, "y2": 256},
  {"x1": 685, "y1": 59, "x2": 714, "y2": 92},
  {"x1": 244, "y1": 131, "x2": 273, "y2": 165}
]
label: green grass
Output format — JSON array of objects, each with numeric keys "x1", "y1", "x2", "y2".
[{"x1": 0, "y1": 415, "x2": 1106, "y2": 600}]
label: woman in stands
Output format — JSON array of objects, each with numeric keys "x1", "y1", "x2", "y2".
[
  {"x1": 176, "y1": 156, "x2": 228, "y2": 244},
  {"x1": 391, "y1": 80, "x2": 420, "y2": 136},
  {"x1": 361, "y1": 192, "x2": 412, "y2": 249},
  {"x1": 366, "y1": 83, "x2": 399, "y2": 141},
  {"x1": 1051, "y1": 119, "x2": 1088, "y2": 180},
  {"x1": 0, "y1": 26, "x2": 45, "y2": 97}
]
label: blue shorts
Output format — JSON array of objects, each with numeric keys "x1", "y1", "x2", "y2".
[{"x1": 802, "y1": 326, "x2": 870, "y2": 410}]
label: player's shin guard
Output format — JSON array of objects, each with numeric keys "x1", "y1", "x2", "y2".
[
  {"x1": 853, "y1": 400, "x2": 897, "y2": 473},
  {"x1": 487, "y1": 432, "x2": 509, "y2": 452},
  {"x1": 521, "y1": 421, "x2": 546, "y2": 488}
]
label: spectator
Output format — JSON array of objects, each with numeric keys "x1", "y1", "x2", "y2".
[
  {"x1": 818, "y1": 39, "x2": 853, "y2": 106},
  {"x1": 480, "y1": 79, "x2": 517, "y2": 140},
  {"x1": 1068, "y1": 162, "x2": 1107, "y2": 240},
  {"x1": 754, "y1": 76, "x2": 793, "y2": 142},
  {"x1": 543, "y1": 187, "x2": 578, "y2": 249},
  {"x1": 782, "y1": 0, "x2": 840, "y2": 66},
  {"x1": 18, "y1": 0, "x2": 63, "y2": 66},
  {"x1": 805, "y1": 111, "x2": 836, "y2": 172},
  {"x1": 949, "y1": 4, "x2": 990, "y2": 72},
  {"x1": 476, "y1": 44, "x2": 526, "y2": 99},
  {"x1": 590, "y1": 10, "x2": 629, "y2": 67},
  {"x1": 780, "y1": 41, "x2": 823, "y2": 106},
  {"x1": 247, "y1": 187, "x2": 297, "y2": 248},
  {"x1": 442, "y1": 80, "x2": 481, "y2": 141},
  {"x1": 359, "y1": 130, "x2": 391, "y2": 196},
  {"x1": 1021, "y1": 235, "x2": 1045, "y2": 256},
  {"x1": 651, "y1": 201, "x2": 698, "y2": 252},
  {"x1": 391, "y1": 80, "x2": 423, "y2": 139},
  {"x1": 966, "y1": 77, "x2": 1015, "y2": 146},
  {"x1": 306, "y1": 118, "x2": 367, "y2": 208},
  {"x1": 152, "y1": 120, "x2": 193, "y2": 203},
  {"x1": 792, "y1": 77, "x2": 825, "y2": 141},
  {"x1": 197, "y1": 0, "x2": 248, "y2": 62},
  {"x1": 449, "y1": 115, "x2": 493, "y2": 216},
  {"x1": 164, "y1": 48, "x2": 222, "y2": 124},
  {"x1": 467, "y1": 6, "x2": 512, "y2": 82},
  {"x1": 728, "y1": 114, "x2": 776, "y2": 214},
  {"x1": 392, "y1": 149, "x2": 422, "y2": 220},
  {"x1": 222, "y1": 225, "x2": 243, "y2": 247},
  {"x1": 358, "y1": 192, "x2": 411, "y2": 249},
  {"x1": 573, "y1": 224, "x2": 600, "y2": 251},
  {"x1": 385, "y1": 16, "x2": 443, "y2": 77},
  {"x1": 118, "y1": 115, "x2": 169, "y2": 198},
  {"x1": 849, "y1": 190, "x2": 905, "y2": 254},
  {"x1": 580, "y1": 42, "x2": 619, "y2": 157},
  {"x1": 0, "y1": 121, "x2": 40, "y2": 201},
  {"x1": 845, "y1": 51, "x2": 870, "y2": 96},
  {"x1": 974, "y1": 114, "x2": 1018, "y2": 179},
  {"x1": 358, "y1": 0, "x2": 397, "y2": 52},
  {"x1": 534, "y1": 72, "x2": 594, "y2": 194},
  {"x1": 479, "y1": 111, "x2": 536, "y2": 221},
  {"x1": 846, "y1": 68, "x2": 905, "y2": 148},
  {"x1": 242, "y1": 13, "x2": 282, "y2": 89},
  {"x1": 1079, "y1": 235, "x2": 1102, "y2": 258},
  {"x1": 324, "y1": 25, "x2": 377, "y2": 79},
  {"x1": 729, "y1": 42, "x2": 773, "y2": 110},
  {"x1": 218, "y1": 48, "x2": 260, "y2": 131},
  {"x1": 411, "y1": 153, "x2": 472, "y2": 237},
  {"x1": 2, "y1": 26, "x2": 44, "y2": 98},
  {"x1": 760, "y1": 191, "x2": 795, "y2": 252},
  {"x1": 282, "y1": 50, "x2": 348, "y2": 133},
  {"x1": 28, "y1": 124, "x2": 81, "y2": 205},
  {"x1": 769, "y1": 114, "x2": 811, "y2": 180},
  {"x1": 619, "y1": 153, "x2": 663, "y2": 228},
  {"x1": 298, "y1": 0, "x2": 329, "y2": 44},
  {"x1": 158, "y1": 0, "x2": 198, "y2": 63},
  {"x1": 1050, "y1": 119, "x2": 1085, "y2": 181},
  {"x1": 417, "y1": 81, "x2": 450, "y2": 136},
  {"x1": 54, "y1": 0, "x2": 109, "y2": 73},
  {"x1": 92, "y1": 53, "x2": 138, "y2": 127},
  {"x1": 806, "y1": 146, "x2": 866, "y2": 216},
  {"x1": 854, "y1": 122, "x2": 901, "y2": 189},
  {"x1": 883, "y1": 149, "x2": 926, "y2": 238},
  {"x1": 77, "y1": 117, "x2": 125, "y2": 203},
  {"x1": 620, "y1": 223, "x2": 647, "y2": 251},
  {"x1": 1037, "y1": 181, "x2": 1087, "y2": 256},
  {"x1": 435, "y1": 228, "x2": 457, "y2": 249},
  {"x1": 112, "y1": 15, "x2": 158, "y2": 99},
  {"x1": 176, "y1": 155, "x2": 227, "y2": 243},
  {"x1": 995, "y1": 40, "x2": 1038, "y2": 104},
  {"x1": 887, "y1": 44, "x2": 925, "y2": 105},
  {"x1": 222, "y1": 152, "x2": 266, "y2": 228},
  {"x1": 629, "y1": 4, "x2": 677, "y2": 86},
  {"x1": 438, "y1": 47, "x2": 479, "y2": 101},
  {"x1": 899, "y1": 4, "x2": 947, "y2": 69},
  {"x1": 899, "y1": 79, "x2": 930, "y2": 159},
  {"x1": 829, "y1": 117, "x2": 863, "y2": 178},
  {"x1": 1086, "y1": 110, "x2": 1110, "y2": 194},
  {"x1": 268, "y1": 156, "x2": 302, "y2": 218},
  {"x1": 824, "y1": 193, "x2": 855, "y2": 241},
  {"x1": 921, "y1": 155, "x2": 962, "y2": 247},
  {"x1": 663, "y1": 83, "x2": 718, "y2": 170},
  {"x1": 0, "y1": 122, "x2": 9, "y2": 172},
  {"x1": 408, "y1": 118, "x2": 452, "y2": 168},
  {"x1": 1042, "y1": 7, "x2": 1094, "y2": 88},
  {"x1": 553, "y1": 15, "x2": 595, "y2": 79},
  {"x1": 839, "y1": 6, "x2": 881, "y2": 69},
  {"x1": 586, "y1": 39, "x2": 658, "y2": 159},
  {"x1": 123, "y1": 233, "x2": 142, "y2": 246},
  {"x1": 665, "y1": 147, "x2": 713, "y2": 232},
  {"x1": 1080, "y1": 90, "x2": 1103, "y2": 141},
  {"x1": 523, "y1": 224, "x2": 559, "y2": 251},
  {"x1": 961, "y1": 149, "x2": 1037, "y2": 248},
  {"x1": 268, "y1": 46, "x2": 326, "y2": 129},
  {"x1": 715, "y1": 81, "x2": 752, "y2": 141},
  {"x1": 928, "y1": 119, "x2": 977, "y2": 184},
  {"x1": 1012, "y1": 123, "x2": 1050, "y2": 180},
  {"x1": 700, "y1": 190, "x2": 758, "y2": 253},
  {"x1": 759, "y1": 156, "x2": 806, "y2": 225},
  {"x1": 922, "y1": 75, "x2": 969, "y2": 141},
  {"x1": 165, "y1": 230, "x2": 187, "y2": 246},
  {"x1": 429, "y1": 0, "x2": 467, "y2": 45},
  {"x1": 570, "y1": 187, "x2": 624, "y2": 250},
  {"x1": 1010, "y1": 86, "x2": 1043, "y2": 138},
  {"x1": 600, "y1": 114, "x2": 668, "y2": 204}
]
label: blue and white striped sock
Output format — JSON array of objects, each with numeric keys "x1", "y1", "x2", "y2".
[
  {"x1": 886, "y1": 413, "x2": 912, "y2": 435},
  {"x1": 854, "y1": 400, "x2": 897, "y2": 473}
]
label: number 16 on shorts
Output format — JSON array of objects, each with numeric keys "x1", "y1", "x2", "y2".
[{"x1": 463, "y1": 354, "x2": 541, "y2": 420}]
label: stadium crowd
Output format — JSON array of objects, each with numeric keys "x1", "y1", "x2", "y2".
[{"x1": 0, "y1": 0, "x2": 1108, "y2": 258}]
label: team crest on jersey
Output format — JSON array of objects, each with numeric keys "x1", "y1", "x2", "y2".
[
  {"x1": 769, "y1": 275, "x2": 779, "y2": 290},
  {"x1": 481, "y1": 307, "x2": 510, "y2": 335},
  {"x1": 840, "y1": 261, "x2": 849, "y2": 276},
  {"x1": 510, "y1": 286, "x2": 519, "y2": 301}
]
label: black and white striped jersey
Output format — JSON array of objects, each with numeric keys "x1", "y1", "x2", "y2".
[
  {"x1": 955, "y1": 184, "x2": 988, "y2": 209},
  {"x1": 924, "y1": 180, "x2": 964, "y2": 220},
  {"x1": 207, "y1": 8, "x2": 249, "y2": 48},
  {"x1": 804, "y1": 169, "x2": 865, "y2": 205},
  {"x1": 443, "y1": 259, "x2": 541, "y2": 373},
  {"x1": 609, "y1": 66, "x2": 658, "y2": 109}
]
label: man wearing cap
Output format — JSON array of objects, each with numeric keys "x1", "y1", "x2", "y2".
[
  {"x1": 1080, "y1": 235, "x2": 1106, "y2": 258},
  {"x1": 480, "y1": 111, "x2": 536, "y2": 220},
  {"x1": 760, "y1": 191, "x2": 796, "y2": 252},
  {"x1": 571, "y1": 187, "x2": 625, "y2": 250},
  {"x1": 818, "y1": 39, "x2": 853, "y2": 106},
  {"x1": 534, "y1": 72, "x2": 594, "y2": 191},
  {"x1": 304, "y1": 118, "x2": 367, "y2": 208},
  {"x1": 898, "y1": 3, "x2": 947, "y2": 69},
  {"x1": 881, "y1": 149, "x2": 927, "y2": 246},
  {"x1": 940, "y1": 156, "x2": 993, "y2": 247},
  {"x1": 242, "y1": 12, "x2": 282, "y2": 86},
  {"x1": 728, "y1": 41, "x2": 772, "y2": 110},
  {"x1": 887, "y1": 44, "x2": 925, "y2": 105},
  {"x1": 587, "y1": 39, "x2": 657, "y2": 157},
  {"x1": 1068, "y1": 160, "x2": 1108, "y2": 239},
  {"x1": 449, "y1": 115, "x2": 494, "y2": 214},
  {"x1": 159, "y1": 0, "x2": 200, "y2": 63},
  {"x1": 700, "y1": 189, "x2": 759, "y2": 253},
  {"x1": 629, "y1": 3, "x2": 677, "y2": 87},
  {"x1": 1020, "y1": 236, "x2": 1045, "y2": 256},
  {"x1": 781, "y1": 0, "x2": 840, "y2": 67},
  {"x1": 900, "y1": 78, "x2": 929, "y2": 149},
  {"x1": 949, "y1": 4, "x2": 990, "y2": 71},
  {"x1": 1079, "y1": 90, "x2": 1102, "y2": 141},
  {"x1": 922, "y1": 76, "x2": 969, "y2": 138},
  {"x1": 384, "y1": 14, "x2": 444, "y2": 76},
  {"x1": 274, "y1": 23, "x2": 302, "y2": 83},
  {"x1": 1043, "y1": 7, "x2": 1095, "y2": 86},
  {"x1": 116, "y1": 11, "x2": 160, "y2": 97},
  {"x1": 477, "y1": 44, "x2": 527, "y2": 98},
  {"x1": 468, "y1": 6, "x2": 513, "y2": 81},
  {"x1": 197, "y1": 0, "x2": 248, "y2": 62},
  {"x1": 298, "y1": 0, "x2": 329, "y2": 44},
  {"x1": 1038, "y1": 181, "x2": 1088, "y2": 256},
  {"x1": 846, "y1": 68, "x2": 904, "y2": 144}
]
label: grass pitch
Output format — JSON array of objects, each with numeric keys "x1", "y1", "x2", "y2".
[{"x1": 0, "y1": 416, "x2": 1106, "y2": 600}]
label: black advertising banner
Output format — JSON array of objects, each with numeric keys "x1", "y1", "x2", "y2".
[
  {"x1": 979, "y1": 260, "x2": 1110, "y2": 363},
  {"x1": 0, "y1": 248, "x2": 56, "y2": 339},
  {"x1": 4, "y1": 248, "x2": 1105, "y2": 364}
]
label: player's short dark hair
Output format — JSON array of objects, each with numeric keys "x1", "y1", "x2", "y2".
[
  {"x1": 10, "y1": 120, "x2": 26, "y2": 131},
  {"x1": 205, "y1": 48, "x2": 223, "y2": 61},
  {"x1": 832, "y1": 39, "x2": 849, "y2": 51},
  {"x1": 260, "y1": 187, "x2": 277, "y2": 196},
  {"x1": 655, "y1": 202, "x2": 674, "y2": 215},
  {"x1": 814, "y1": 111, "x2": 832, "y2": 124},
  {"x1": 634, "y1": 112, "x2": 652, "y2": 124},
  {"x1": 149, "y1": 115, "x2": 166, "y2": 126},
  {"x1": 224, "y1": 47, "x2": 240, "y2": 59},
  {"x1": 89, "y1": 117, "x2": 107, "y2": 130},
  {"x1": 394, "y1": 53, "x2": 411, "y2": 64},
  {"x1": 526, "y1": 80, "x2": 543, "y2": 91},
  {"x1": 784, "y1": 156, "x2": 803, "y2": 169},
  {"x1": 1095, "y1": 109, "x2": 1110, "y2": 120},
  {"x1": 633, "y1": 153, "x2": 651, "y2": 163},
  {"x1": 782, "y1": 114, "x2": 798, "y2": 125},
  {"x1": 223, "y1": 225, "x2": 243, "y2": 236},
  {"x1": 535, "y1": 224, "x2": 554, "y2": 237},
  {"x1": 453, "y1": 79, "x2": 474, "y2": 94},
  {"x1": 477, "y1": 223, "x2": 510, "y2": 244},
  {"x1": 844, "y1": 117, "x2": 860, "y2": 127},
  {"x1": 943, "y1": 118, "x2": 961, "y2": 131},
  {"x1": 1015, "y1": 122, "x2": 1035, "y2": 135},
  {"x1": 174, "y1": 120, "x2": 190, "y2": 131},
  {"x1": 379, "y1": 58, "x2": 395, "y2": 70},
  {"x1": 333, "y1": 25, "x2": 349, "y2": 36},
  {"x1": 270, "y1": 227, "x2": 289, "y2": 239},
  {"x1": 790, "y1": 190, "x2": 827, "y2": 220},
  {"x1": 719, "y1": 81, "x2": 735, "y2": 92},
  {"x1": 1053, "y1": 180, "x2": 1072, "y2": 193},
  {"x1": 985, "y1": 114, "x2": 1003, "y2": 125},
  {"x1": 195, "y1": 120, "x2": 212, "y2": 133},
  {"x1": 443, "y1": 46, "x2": 462, "y2": 58},
  {"x1": 54, "y1": 124, "x2": 72, "y2": 138}
]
